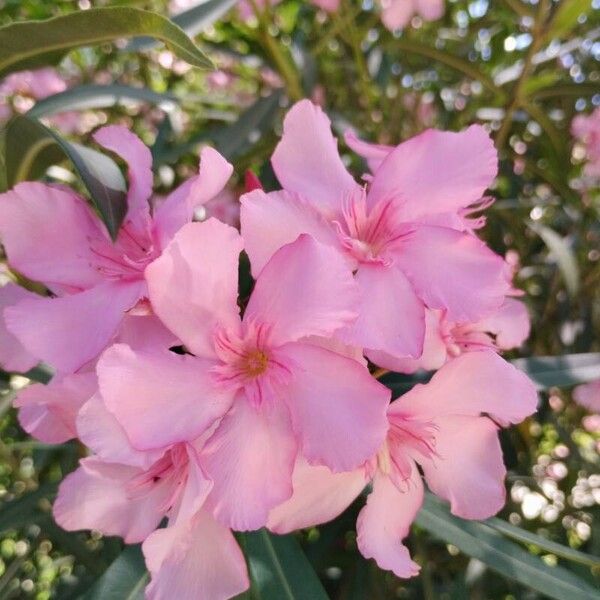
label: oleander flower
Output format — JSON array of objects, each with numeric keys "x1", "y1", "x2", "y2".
[
  {"x1": 573, "y1": 379, "x2": 600, "y2": 413},
  {"x1": 268, "y1": 351, "x2": 538, "y2": 577},
  {"x1": 571, "y1": 107, "x2": 600, "y2": 178},
  {"x1": 0, "y1": 126, "x2": 232, "y2": 373},
  {"x1": 96, "y1": 219, "x2": 390, "y2": 531},
  {"x1": 241, "y1": 100, "x2": 510, "y2": 368},
  {"x1": 379, "y1": 0, "x2": 444, "y2": 30}
]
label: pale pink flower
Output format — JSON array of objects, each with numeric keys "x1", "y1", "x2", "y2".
[
  {"x1": 0, "y1": 68, "x2": 67, "y2": 101},
  {"x1": 97, "y1": 219, "x2": 390, "y2": 530},
  {"x1": 54, "y1": 404, "x2": 249, "y2": 599},
  {"x1": 379, "y1": 0, "x2": 444, "y2": 30},
  {"x1": 241, "y1": 100, "x2": 509, "y2": 367},
  {"x1": 571, "y1": 108, "x2": 600, "y2": 177},
  {"x1": 269, "y1": 351, "x2": 538, "y2": 577},
  {"x1": 573, "y1": 380, "x2": 600, "y2": 413},
  {"x1": 203, "y1": 187, "x2": 240, "y2": 228},
  {"x1": 0, "y1": 126, "x2": 232, "y2": 374},
  {"x1": 375, "y1": 298, "x2": 530, "y2": 373},
  {"x1": 0, "y1": 283, "x2": 38, "y2": 373}
]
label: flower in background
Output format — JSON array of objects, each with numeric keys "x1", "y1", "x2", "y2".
[
  {"x1": 269, "y1": 351, "x2": 538, "y2": 578},
  {"x1": 0, "y1": 126, "x2": 232, "y2": 374},
  {"x1": 98, "y1": 220, "x2": 389, "y2": 531},
  {"x1": 573, "y1": 380, "x2": 600, "y2": 413},
  {"x1": 241, "y1": 100, "x2": 510, "y2": 370},
  {"x1": 571, "y1": 107, "x2": 600, "y2": 178},
  {"x1": 379, "y1": 0, "x2": 444, "y2": 30}
]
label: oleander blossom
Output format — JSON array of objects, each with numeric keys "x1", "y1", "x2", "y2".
[
  {"x1": 241, "y1": 100, "x2": 510, "y2": 370},
  {"x1": 268, "y1": 351, "x2": 538, "y2": 577},
  {"x1": 54, "y1": 394, "x2": 249, "y2": 600},
  {"x1": 571, "y1": 107, "x2": 600, "y2": 178},
  {"x1": 378, "y1": 0, "x2": 444, "y2": 30},
  {"x1": 95, "y1": 219, "x2": 390, "y2": 531},
  {"x1": 573, "y1": 380, "x2": 600, "y2": 413},
  {"x1": 0, "y1": 126, "x2": 232, "y2": 374}
]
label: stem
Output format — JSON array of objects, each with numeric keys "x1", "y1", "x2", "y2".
[
  {"x1": 495, "y1": 0, "x2": 551, "y2": 150},
  {"x1": 248, "y1": 0, "x2": 304, "y2": 101}
]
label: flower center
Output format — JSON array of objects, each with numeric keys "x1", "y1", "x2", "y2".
[{"x1": 242, "y1": 350, "x2": 269, "y2": 377}]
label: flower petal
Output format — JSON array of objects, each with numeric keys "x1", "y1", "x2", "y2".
[
  {"x1": 356, "y1": 469, "x2": 422, "y2": 578},
  {"x1": 395, "y1": 225, "x2": 509, "y2": 323},
  {"x1": 476, "y1": 298, "x2": 530, "y2": 350},
  {"x1": 573, "y1": 380, "x2": 600, "y2": 413},
  {"x1": 367, "y1": 126, "x2": 497, "y2": 219},
  {"x1": 271, "y1": 100, "x2": 357, "y2": 216},
  {"x1": 15, "y1": 372, "x2": 96, "y2": 444},
  {"x1": 240, "y1": 188, "x2": 338, "y2": 277},
  {"x1": 53, "y1": 458, "x2": 169, "y2": 543},
  {"x1": 5, "y1": 280, "x2": 142, "y2": 373},
  {"x1": 244, "y1": 235, "x2": 358, "y2": 346},
  {"x1": 380, "y1": 0, "x2": 415, "y2": 30},
  {"x1": 0, "y1": 284, "x2": 38, "y2": 372},
  {"x1": 201, "y1": 395, "x2": 297, "y2": 531},
  {"x1": 0, "y1": 182, "x2": 103, "y2": 291},
  {"x1": 420, "y1": 415, "x2": 506, "y2": 520},
  {"x1": 268, "y1": 458, "x2": 367, "y2": 534},
  {"x1": 281, "y1": 342, "x2": 389, "y2": 471},
  {"x1": 143, "y1": 510, "x2": 249, "y2": 600},
  {"x1": 416, "y1": 0, "x2": 444, "y2": 21},
  {"x1": 146, "y1": 219, "x2": 243, "y2": 358},
  {"x1": 392, "y1": 350, "x2": 538, "y2": 425},
  {"x1": 344, "y1": 131, "x2": 393, "y2": 173},
  {"x1": 98, "y1": 343, "x2": 233, "y2": 451}
]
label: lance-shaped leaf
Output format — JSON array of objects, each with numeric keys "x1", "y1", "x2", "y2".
[
  {"x1": 1, "y1": 115, "x2": 127, "y2": 239},
  {"x1": 0, "y1": 7, "x2": 212, "y2": 78}
]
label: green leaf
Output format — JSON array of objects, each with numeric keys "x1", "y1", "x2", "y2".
[
  {"x1": 484, "y1": 516, "x2": 600, "y2": 568},
  {"x1": 531, "y1": 82, "x2": 600, "y2": 101},
  {"x1": 27, "y1": 84, "x2": 178, "y2": 119},
  {"x1": 511, "y1": 352, "x2": 600, "y2": 389},
  {"x1": 128, "y1": 0, "x2": 238, "y2": 51},
  {"x1": 239, "y1": 529, "x2": 328, "y2": 600},
  {"x1": 544, "y1": 0, "x2": 591, "y2": 42},
  {"x1": 0, "y1": 7, "x2": 212, "y2": 78},
  {"x1": 1, "y1": 115, "x2": 127, "y2": 239},
  {"x1": 416, "y1": 494, "x2": 599, "y2": 600},
  {"x1": 0, "y1": 484, "x2": 57, "y2": 534},
  {"x1": 529, "y1": 222, "x2": 580, "y2": 296},
  {"x1": 80, "y1": 545, "x2": 147, "y2": 600}
]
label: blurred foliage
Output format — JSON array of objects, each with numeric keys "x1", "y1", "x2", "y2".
[{"x1": 0, "y1": 0, "x2": 599, "y2": 598}]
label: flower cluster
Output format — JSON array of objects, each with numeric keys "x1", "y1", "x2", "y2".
[{"x1": 0, "y1": 100, "x2": 538, "y2": 599}]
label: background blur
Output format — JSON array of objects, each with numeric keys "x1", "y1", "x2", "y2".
[{"x1": 0, "y1": 0, "x2": 599, "y2": 598}]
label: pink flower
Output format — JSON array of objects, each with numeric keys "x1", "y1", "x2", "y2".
[
  {"x1": 379, "y1": 0, "x2": 444, "y2": 30},
  {"x1": 571, "y1": 108, "x2": 600, "y2": 178},
  {"x1": 241, "y1": 100, "x2": 509, "y2": 367},
  {"x1": 269, "y1": 351, "x2": 538, "y2": 577},
  {"x1": 97, "y1": 219, "x2": 390, "y2": 530},
  {"x1": 0, "y1": 126, "x2": 232, "y2": 374},
  {"x1": 0, "y1": 68, "x2": 67, "y2": 101},
  {"x1": 375, "y1": 298, "x2": 530, "y2": 373},
  {"x1": 0, "y1": 283, "x2": 38, "y2": 373},
  {"x1": 54, "y1": 402, "x2": 249, "y2": 599},
  {"x1": 573, "y1": 380, "x2": 600, "y2": 413}
]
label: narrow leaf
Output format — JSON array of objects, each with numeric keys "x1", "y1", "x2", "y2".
[
  {"x1": 511, "y1": 352, "x2": 600, "y2": 389},
  {"x1": 0, "y1": 484, "x2": 57, "y2": 534},
  {"x1": 0, "y1": 7, "x2": 212, "y2": 78},
  {"x1": 416, "y1": 494, "x2": 599, "y2": 600},
  {"x1": 239, "y1": 529, "x2": 328, "y2": 600}
]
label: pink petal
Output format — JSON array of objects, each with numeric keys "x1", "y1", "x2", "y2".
[
  {"x1": 0, "y1": 284, "x2": 38, "y2": 372},
  {"x1": 201, "y1": 395, "x2": 297, "y2": 530},
  {"x1": 281, "y1": 342, "x2": 389, "y2": 471},
  {"x1": 93, "y1": 126, "x2": 153, "y2": 229},
  {"x1": 271, "y1": 100, "x2": 358, "y2": 216},
  {"x1": 356, "y1": 469, "x2": 422, "y2": 578},
  {"x1": 367, "y1": 126, "x2": 497, "y2": 219},
  {"x1": 342, "y1": 263, "x2": 425, "y2": 360},
  {"x1": 268, "y1": 458, "x2": 367, "y2": 533},
  {"x1": 395, "y1": 225, "x2": 509, "y2": 323},
  {"x1": 172, "y1": 447, "x2": 213, "y2": 524},
  {"x1": 392, "y1": 350, "x2": 538, "y2": 425},
  {"x1": 476, "y1": 298, "x2": 530, "y2": 350},
  {"x1": 143, "y1": 510, "x2": 249, "y2": 600},
  {"x1": 15, "y1": 372, "x2": 96, "y2": 444},
  {"x1": 153, "y1": 147, "x2": 233, "y2": 246},
  {"x1": 573, "y1": 380, "x2": 600, "y2": 413},
  {"x1": 98, "y1": 343, "x2": 233, "y2": 451},
  {"x1": 420, "y1": 415, "x2": 506, "y2": 519},
  {"x1": 5, "y1": 281, "x2": 142, "y2": 373},
  {"x1": 77, "y1": 394, "x2": 164, "y2": 470},
  {"x1": 240, "y1": 189, "x2": 338, "y2": 277},
  {"x1": 116, "y1": 313, "x2": 178, "y2": 351},
  {"x1": 344, "y1": 131, "x2": 393, "y2": 173},
  {"x1": 53, "y1": 458, "x2": 170, "y2": 543},
  {"x1": 380, "y1": 0, "x2": 416, "y2": 30},
  {"x1": 0, "y1": 183, "x2": 103, "y2": 291},
  {"x1": 244, "y1": 235, "x2": 358, "y2": 346},
  {"x1": 310, "y1": 0, "x2": 340, "y2": 11},
  {"x1": 146, "y1": 220, "x2": 243, "y2": 358},
  {"x1": 416, "y1": 0, "x2": 444, "y2": 21}
]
